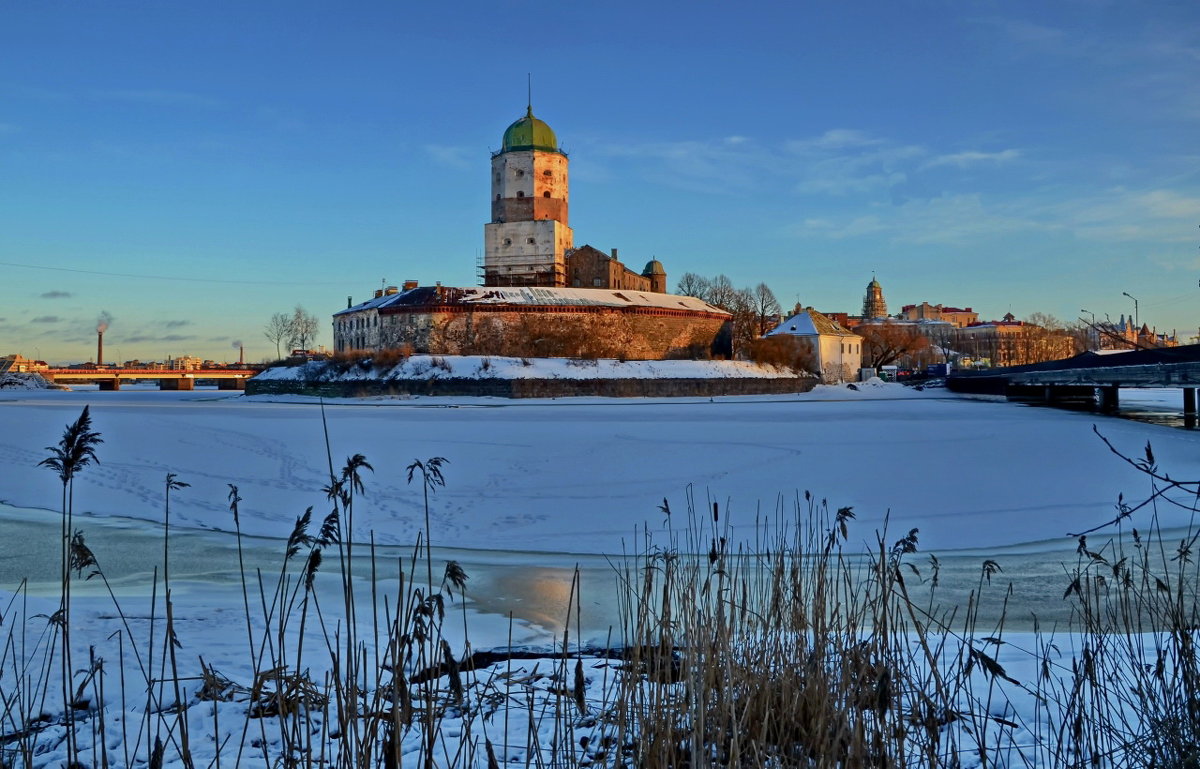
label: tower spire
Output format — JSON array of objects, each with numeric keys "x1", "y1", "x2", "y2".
[{"x1": 527, "y1": 73, "x2": 532, "y2": 116}]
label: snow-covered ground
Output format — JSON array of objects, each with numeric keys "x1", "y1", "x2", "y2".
[
  {"x1": 2, "y1": 383, "x2": 1197, "y2": 768},
  {"x1": 1, "y1": 382, "x2": 1193, "y2": 556},
  {"x1": 256, "y1": 355, "x2": 803, "y2": 381}
]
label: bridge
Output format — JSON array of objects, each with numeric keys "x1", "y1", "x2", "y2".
[
  {"x1": 41, "y1": 367, "x2": 258, "y2": 391},
  {"x1": 947, "y1": 344, "x2": 1200, "y2": 416}
]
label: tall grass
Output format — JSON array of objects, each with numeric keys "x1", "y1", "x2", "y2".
[{"x1": 1, "y1": 408, "x2": 1197, "y2": 768}]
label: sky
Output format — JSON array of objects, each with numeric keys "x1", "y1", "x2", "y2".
[{"x1": 1, "y1": 0, "x2": 1198, "y2": 364}]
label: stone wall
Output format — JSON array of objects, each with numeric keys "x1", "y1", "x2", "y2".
[
  {"x1": 378, "y1": 308, "x2": 731, "y2": 359},
  {"x1": 248, "y1": 375, "x2": 815, "y2": 399}
]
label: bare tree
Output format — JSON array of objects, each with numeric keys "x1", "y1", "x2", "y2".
[
  {"x1": 288, "y1": 305, "x2": 320, "y2": 352},
  {"x1": 264, "y1": 312, "x2": 292, "y2": 360},
  {"x1": 675, "y1": 272, "x2": 712, "y2": 301},
  {"x1": 752, "y1": 283, "x2": 782, "y2": 336},
  {"x1": 927, "y1": 324, "x2": 959, "y2": 364},
  {"x1": 726, "y1": 287, "x2": 759, "y2": 358},
  {"x1": 1020, "y1": 313, "x2": 1077, "y2": 363},
  {"x1": 706, "y1": 275, "x2": 738, "y2": 311},
  {"x1": 855, "y1": 322, "x2": 930, "y2": 369}
]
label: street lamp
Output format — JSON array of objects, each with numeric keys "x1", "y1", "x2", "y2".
[
  {"x1": 1122, "y1": 292, "x2": 1139, "y2": 329},
  {"x1": 1080, "y1": 310, "x2": 1097, "y2": 350}
]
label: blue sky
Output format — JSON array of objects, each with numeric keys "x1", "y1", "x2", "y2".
[{"x1": 2, "y1": 0, "x2": 1198, "y2": 363}]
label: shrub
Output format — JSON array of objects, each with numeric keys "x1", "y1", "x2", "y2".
[{"x1": 749, "y1": 335, "x2": 817, "y2": 373}]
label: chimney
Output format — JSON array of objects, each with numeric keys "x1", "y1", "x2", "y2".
[
  {"x1": 347, "y1": 295, "x2": 353, "y2": 309},
  {"x1": 97, "y1": 330, "x2": 104, "y2": 366},
  {"x1": 403, "y1": 279, "x2": 418, "y2": 290},
  {"x1": 373, "y1": 289, "x2": 384, "y2": 298},
  {"x1": 610, "y1": 248, "x2": 618, "y2": 260},
  {"x1": 239, "y1": 345, "x2": 244, "y2": 365}
]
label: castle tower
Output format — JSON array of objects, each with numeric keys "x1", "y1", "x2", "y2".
[
  {"x1": 483, "y1": 105, "x2": 574, "y2": 287},
  {"x1": 642, "y1": 259, "x2": 667, "y2": 293},
  {"x1": 862, "y1": 276, "x2": 888, "y2": 319}
]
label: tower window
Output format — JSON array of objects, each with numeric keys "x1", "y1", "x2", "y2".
[
  {"x1": 543, "y1": 191, "x2": 550, "y2": 198},
  {"x1": 495, "y1": 194, "x2": 500, "y2": 200},
  {"x1": 503, "y1": 238, "x2": 512, "y2": 246},
  {"x1": 542, "y1": 170, "x2": 552, "y2": 176},
  {"x1": 516, "y1": 191, "x2": 524, "y2": 198},
  {"x1": 527, "y1": 237, "x2": 535, "y2": 244},
  {"x1": 516, "y1": 169, "x2": 525, "y2": 177}
]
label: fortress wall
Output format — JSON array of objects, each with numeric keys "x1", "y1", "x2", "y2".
[{"x1": 378, "y1": 308, "x2": 730, "y2": 360}]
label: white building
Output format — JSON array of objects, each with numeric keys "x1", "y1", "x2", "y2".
[{"x1": 766, "y1": 308, "x2": 862, "y2": 383}]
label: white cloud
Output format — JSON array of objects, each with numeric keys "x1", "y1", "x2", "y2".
[
  {"x1": 424, "y1": 144, "x2": 472, "y2": 169},
  {"x1": 924, "y1": 149, "x2": 1022, "y2": 169},
  {"x1": 785, "y1": 129, "x2": 886, "y2": 153}
]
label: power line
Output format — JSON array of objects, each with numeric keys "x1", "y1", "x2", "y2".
[{"x1": 0, "y1": 260, "x2": 331, "y2": 286}]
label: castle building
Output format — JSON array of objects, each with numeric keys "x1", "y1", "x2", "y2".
[
  {"x1": 567, "y1": 245, "x2": 667, "y2": 293},
  {"x1": 483, "y1": 106, "x2": 574, "y2": 287},
  {"x1": 333, "y1": 104, "x2": 722, "y2": 359}
]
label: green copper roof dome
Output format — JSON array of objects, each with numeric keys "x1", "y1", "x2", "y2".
[
  {"x1": 501, "y1": 106, "x2": 560, "y2": 153},
  {"x1": 643, "y1": 259, "x2": 666, "y2": 275}
]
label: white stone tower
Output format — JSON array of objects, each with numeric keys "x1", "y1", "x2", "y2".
[{"x1": 483, "y1": 105, "x2": 573, "y2": 287}]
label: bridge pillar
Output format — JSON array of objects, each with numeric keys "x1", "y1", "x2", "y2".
[
  {"x1": 98, "y1": 379, "x2": 121, "y2": 391},
  {"x1": 1185, "y1": 388, "x2": 1197, "y2": 415},
  {"x1": 218, "y1": 378, "x2": 246, "y2": 391},
  {"x1": 159, "y1": 378, "x2": 195, "y2": 391},
  {"x1": 1099, "y1": 385, "x2": 1120, "y2": 413}
]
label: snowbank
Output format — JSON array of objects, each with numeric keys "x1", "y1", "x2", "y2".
[
  {"x1": 0, "y1": 372, "x2": 53, "y2": 390},
  {"x1": 254, "y1": 355, "x2": 803, "y2": 382}
]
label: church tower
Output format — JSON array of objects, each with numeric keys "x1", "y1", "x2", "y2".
[
  {"x1": 483, "y1": 105, "x2": 573, "y2": 287},
  {"x1": 862, "y1": 276, "x2": 888, "y2": 319}
]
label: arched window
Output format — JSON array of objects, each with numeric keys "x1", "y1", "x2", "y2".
[
  {"x1": 516, "y1": 191, "x2": 524, "y2": 198},
  {"x1": 543, "y1": 191, "x2": 550, "y2": 198},
  {"x1": 503, "y1": 238, "x2": 512, "y2": 246}
]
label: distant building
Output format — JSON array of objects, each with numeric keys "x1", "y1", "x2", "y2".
[
  {"x1": 0, "y1": 354, "x2": 48, "y2": 374},
  {"x1": 861, "y1": 276, "x2": 888, "y2": 320},
  {"x1": 957, "y1": 313, "x2": 1075, "y2": 367},
  {"x1": 765, "y1": 308, "x2": 862, "y2": 382},
  {"x1": 1096, "y1": 315, "x2": 1178, "y2": 350},
  {"x1": 899, "y1": 302, "x2": 978, "y2": 329},
  {"x1": 164, "y1": 356, "x2": 204, "y2": 371}
]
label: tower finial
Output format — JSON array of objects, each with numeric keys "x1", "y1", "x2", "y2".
[{"x1": 527, "y1": 73, "x2": 532, "y2": 116}]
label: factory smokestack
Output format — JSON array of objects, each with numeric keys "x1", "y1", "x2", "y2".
[
  {"x1": 95, "y1": 311, "x2": 113, "y2": 366},
  {"x1": 232, "y1": 340, "x2": 244, "y2": 365}
]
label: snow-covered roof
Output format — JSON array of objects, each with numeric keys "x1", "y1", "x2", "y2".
[
  {"x1": 335, "y1": 286, "x2": 730, "y2": 316},
  {"x1": 766, "y1": 308, "x2": 858, "y2": 338}
]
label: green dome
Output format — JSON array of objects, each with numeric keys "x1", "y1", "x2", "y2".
[
  {"x1": 502, "y1": 106, "x2": 559, "y2": 153},
  {"x1": 643, "y1": 259, "x2": 666, "y2": 275}
]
